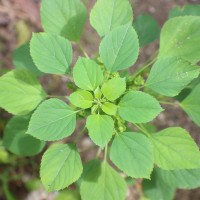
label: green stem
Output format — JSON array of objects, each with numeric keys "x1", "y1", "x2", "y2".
[
  {"x1": 96, "y1": 147, "x2": 102, "y2": 158},
  {"x1": 78, "y1": 41, "x2": 89, "y2": 58},
  {"x1": 48, "y1": 95, "x2": 66, "y2": 98},
  {"x1": 132, "y1": 57, "x2": 157, "y2": 79},
  {"x1": 133, "y1": 123, "x2": 150, "y2": 137},
  {"x1": 75, "y1": 126, "x2": 86, "y2": 143},
  {"x1": 159, "y1": 101, "x2": 176, "y2": 105},
  {"x1": 103, "y1": 145, "x2": 108, "y2": 163}
]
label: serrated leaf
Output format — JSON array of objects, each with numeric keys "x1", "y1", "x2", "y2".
[
  {"x1": 181, "y1": 83, "x2": 200, "y2": 126},
  {"x1": 101, "y1": 102, "x2": 117, "y2": 115},
  {"x1": 101, "y1": 77, "x2": 126, "y2": 101},
  {"x1": 146, "y1": 57, "x2": 199, "y2": 97},
  {"x1": 158, "y1": 16, "x2": 200, "y2": 64},
  {"x1": 80, "y1": 160, "x2": 127, "y2": 200},
  {"x1": 142, "y1": 169, "x2": 176, "y2": 200},
  {"x1": 86, "y1": 114, "x2": 114, "y2": 148},
  {"x1": 13, "y1": 43, "x2": 43, "y2": 76},
  {"x1": 99, "y1": 24, "x2": 139, "y2": 72},
  {"x1": 110, "y1": 132, "x2": 153, "y2": 178},
  {"x1": 150, "y1": 127, "x2": 200, "y2": 170},
  {"x1": 169, "y1": 4, "x2": 200, "y2": 18},
  {"x1": 68, "y1": 90, "x2": 93, "y2": 109},
  {"x1": 27, "y1": 98, "x2": 76, "y2": 141},
  {"x1": 3, "y1": 115, "x2": 45, "y2": 156},
  {"x1": 73, "y1": 57, "x2": 103, "y2": 91},
  {"x1": 41, "y1": 0, "x2": 87, "y2": 41},
  {"x1": 40, "y1": 144, "x2": 83, "y2": 192},
  {"x1": 90, "y1": 0, "x2": 133, "y2": 36},
  {"x1": 118, "y1": 91, "x2": 163, "y2": 123},
  {"x1": 133, "y1": 14, "x2": 160, "y2": 47},
  {"x1": 30, "y1": 33, "x2": 72, "y2": 75},
  {"x1": 157, "y1": 168, "x2": 200, "y2": 189},
  {"x1": 0, "y1": 69, "x2": 46, "y2": 115}
]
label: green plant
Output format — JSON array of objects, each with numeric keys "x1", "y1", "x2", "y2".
[{"x1": 1, "y1": 0, "x2": 200, "y2": 199}]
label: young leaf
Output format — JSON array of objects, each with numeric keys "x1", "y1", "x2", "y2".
[
  {"x1": 30, "y1": 33, "x2": 72, "y2": 75},
  {"x1": 101, "y1": 102, "x2": 117, "y2": 115},
  {"x1": 146, "y1": 57, "x2": 199, "y2": 97},
  {"x1": 41, "y1": 0, "x2": 87, "y2": 41},
  {"x1": 90, "y1": 0, "x2": 133, "y2": 36},
  {"x1": 110, "y1": 132, "x2": 154, "y2": 178},
  {"x1": 86, "y1": 114, "x2": 114, "y2": 148},
  {"x1": 101, "y1": 77, "x2": 126, "y2": 101},
  {"x1": 40, "y1": 144, "x2": 83, "y2": 192},
  {"x1": 142, "y1": 169, "x2": 176, "y2": 200},
  {"x1": 181, "y1": 83, "x2": 200, "y2": 126},
  {"x1": 80, "y1": 160, "x2": 127, "y2": 200},
  {"x1": 118, "y1": 91, "x2": 163, "y2": 123},
  {"x1": 0, "y1": 69, "x2": 46, "y2": 115},
  {"x1": 99, "y1": 24, "x2": 139, "y2": 72},
  {"x1": 27, "y1": 98, "x2": 76, "y2": 141},
  {"x1": 13, "y1": 43, "x2": 43, "y2": 76},
  {"x1": 68, "y1": 90, "x2": 93, "y2": 109},
  {"x1": 157, "y1": 168, "x2": 200, "y2": 189},
  {"x1": 150, "y1": 127, "x2": 200, "y2": 170},
  {"x1": 73, "y1": 57, "x2": 103, "y2": 91},
  {"x1": 169, "y1": 4, "x2": 200, "y2": 18},
  {"x1": 158, "y1": 16, "x2": 200, "y2": 64},
  {"x1": 133, "y1": 14, "x2": 160, "y2": 47},
  {"x1": 3, "y1": 115, "x2": 45, "y2": 156}
]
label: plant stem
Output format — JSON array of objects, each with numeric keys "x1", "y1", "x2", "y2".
[
  {"x1": 103, "y1": 145, "x2": 108, "y2": 163},
  {"x1": 75, "y1": 126, "x2": 86, "y2": 143},
  {"x1": 78, "y1": 41, "x2": 89, "y2": 58},
  {"x1": 132, "y1": 50, "x2": 158, "y2": 79},
  {"x1": 48, "y1": 95, "x2": 66, "y2": 98},
  {"x1": 96, "y1": 147, "x2": 102, "y2": 158},
  {"x1": 132, "y1": 57, "x2": 157, "y2": 79},
  {"x1": 133, "y1": 123, "x2": 150, "y2": 137},
  {"x1": 159, "y1": 101, "x2": 176, "y2": 105}
]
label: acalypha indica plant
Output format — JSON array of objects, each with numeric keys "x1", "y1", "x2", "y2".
[{"x1": 1, "y1": 0, "x2": 200, "y2": 199}]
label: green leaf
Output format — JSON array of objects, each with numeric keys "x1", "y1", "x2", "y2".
[
  {"x1": 157, "y1": 168, "x2": 200, "y2": 189},
  {"x1": 27, "y1": 98, "x2": 76, "y2": 141},
  {"x1": 68, "y1": 90, "x2": 93, "y2": 109},
  {"x1": 150, "y1": 127, "x2": 200, "y2": 170},
  {"x1": 99, "y1": 24, "x2": 139, "y2": 72},
  {"x1": 80, "y1": 160, "x2": 127, "y2": 200},
  {"x1": 55, "y1": 190, "x2": 81, "y2": 200},
  {"x1": 169, "y1": 4, "x2": 200, "y2": 18},
  {"x1": 41, "y1": 0, "x2": 87, "y2": 41},
  {"x1": 158, "y1": 16, "x2": 200, "y2": 64},
  {"x1": 101, "y1": 77, "x2": 126, "y2": 101},
  {"x1": 146, "y1": 57, "x2": 199, "y2": 97},
  {"x1": 101, "y1": 102, "x2": 117, "y2": 115},
  {"x1": 133, "y1": 14, "x2": 160, "y2": 47},
  {"x1": 30, "y1": 33, "x2": 72, "y2": 75},
  {"x1": 86, "y1": 114, "x2": 114, "y2": 148},
  {"x1": 90, "y1": 0, "x2": 133, "y2": 37},
  {"x1": 73, "y1": 57, "x2": 103, "y2": 91},
  {"x1": 142, "y1": 169, "x2": 176, "y2": 200},
  {"x1": 118, "y1": 91, "x2": 163, "y2": 123},
  {"x1": 3, "y1": 115, "x2": 45, "y2": 156},
  {"x1": 0, "y1": 69, "x2": 46, "y2": 115},
  {"x1": 13, "y1": 43, "x2": 43, "y2": 76},
  {"x1": 40, "y1": 144, "x2": 82, "y2": 192},
  {"x1": 181, "y1": 83, "x2": 200, "y2": 126},
  {"x1": 110, "y1": 132, "x2": 153, "y2": 178}
]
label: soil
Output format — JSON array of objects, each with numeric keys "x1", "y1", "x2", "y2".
[{"x1": 0, "y1": 0, "x2": 200, "y2": 199}]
